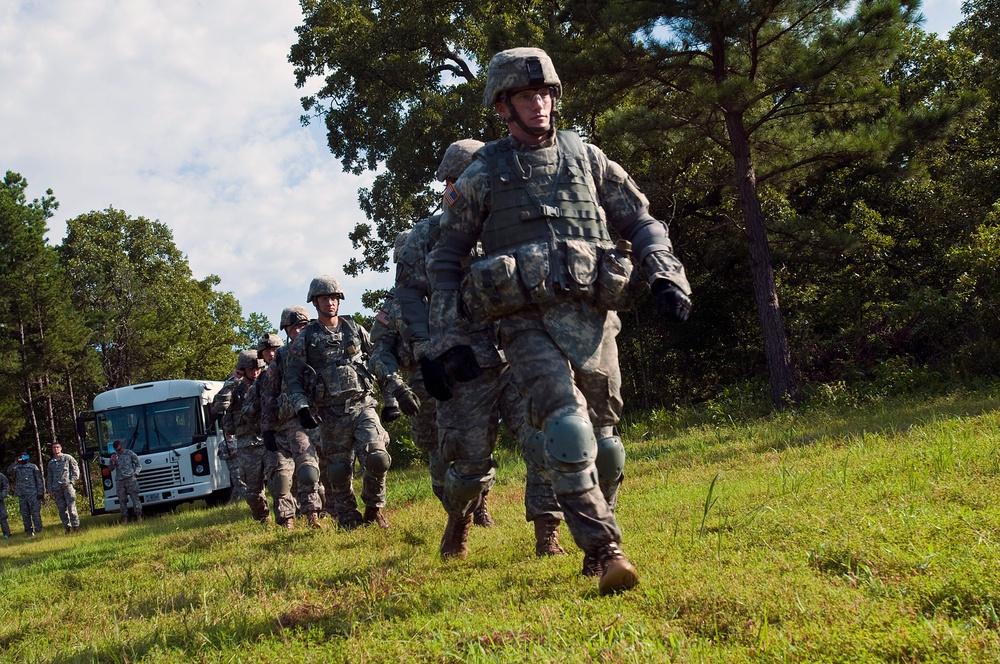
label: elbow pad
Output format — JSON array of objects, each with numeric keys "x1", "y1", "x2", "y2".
[
  {"x1": 427, "y1": 231, "x2": 477, "y2": 290},
  {"x1": 618, "y1": 210, "x2": 673, "y2": 264}
]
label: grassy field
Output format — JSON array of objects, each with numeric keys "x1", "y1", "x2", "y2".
[{"x1": 3, "y1": 386, "x2": 1000, "y2": 662}]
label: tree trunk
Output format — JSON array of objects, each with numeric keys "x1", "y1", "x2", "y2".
[
  {"x1": 724, "y1": 110, "x2": 798, "y2": 406},
  {"x1": 16, "y1": 319, "x2": 45, "y2": 487}
]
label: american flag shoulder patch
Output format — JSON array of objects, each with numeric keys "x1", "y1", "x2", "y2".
[
  {"x1": 375, "y1": 310, "x2": 391, "y2": 326},
  {"x1": 443, "y1": 182, "x2": 461, "y2": 207}
]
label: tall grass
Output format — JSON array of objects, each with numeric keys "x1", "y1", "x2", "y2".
[{"x1": 3, "y1": 386, "x2": 1000, "y2": 662}]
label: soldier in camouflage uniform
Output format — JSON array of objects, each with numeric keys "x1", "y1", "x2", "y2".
[
  {"x1": 0, "y1": 470, "x2": 11, "y2": 539},
  {"x1": 368, "y1": 235, "x2": 446, "y2": 506},
  {"x1": 215, "y1": 370, "x2": 244, "y2": 504},
  {"x1": 243, "y1": 334, "x2": 285, "y2": 519},
  {"x1": 46, "y1": 442, "x2": 81, "y2": 533},
  {"x1": 396, "y1": 139, "x2": 565, "y2": 558},
  {"x1": 427, "y1": 48, "x2": 692, "y2": 595},
  {"x1": 213, "y1": 350, "x2": 269, "y2": 521},
  {"x1": 260, "y1": 314, "x2": 326, "y2": 530},
  {"x1": 7, "y1": 454, "x2": 43, "y2": 535},
  {"x1": 110, "y1": 439, "x2": 143, "y2": 522},
  {"x1": 286, "y1": 276, "x2": 392, "y2": 529}
]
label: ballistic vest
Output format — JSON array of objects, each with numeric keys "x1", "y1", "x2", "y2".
[{"x1": 479, "y1": 131, "x2": 610, "y2": 255}]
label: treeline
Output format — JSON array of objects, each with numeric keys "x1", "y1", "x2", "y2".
[
  {"x1": 291, "y1": 0, "x2": 1000, "y2": 407},
  {"x1": 0, "y1": 175, "x2": 272, "y2": 468}
]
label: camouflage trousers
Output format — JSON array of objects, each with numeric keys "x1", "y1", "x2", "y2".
[
  {"x1": 0, "y1": 500, "x2": 10, "y2": 536},
  {"x1": 52, "y1": 484, "x2": 80, "y2": 528},
  {"x1": 18, "y1": 494, "x2": 42, "y2": 534},
  {"x1": 116, "y1": 475, "x2": 142, "y2": 519},
  {"x1": 238, "y1": 441, "x2": 270, "y2": 521},
  {"x1": 498, "y1": 310, "x2": 623, "y2": 555},
  {"x1": 436, "y1": 363, "x2": 561, "y2": 522},
  {"x1": 406, "y1": 371, "x2": 442, "y2": 500},
  {"x1": 270, "y1": 423, "x2": 322, "y2": 523},
  {"x1": 315, "y1": 403, "x2": 390, "y2": 518},
  {"x1": 224, "y1": 458, "x2": 244, "y2": 503}
]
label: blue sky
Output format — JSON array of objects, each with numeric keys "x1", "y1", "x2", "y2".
[{"x1": 0, "y1": 0, "x2": 967, "y2": 330}]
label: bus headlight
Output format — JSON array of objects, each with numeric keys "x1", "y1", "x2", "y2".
[{"x1": 190, "y1": 450, "x2": 210, "y2": 477}]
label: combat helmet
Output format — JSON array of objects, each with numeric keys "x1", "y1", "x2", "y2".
[
  {"x1": 280, "y1": 305, "x2": 311, "y2": 331},
  {"x1": 435, "y1": 139, "x2": 485, "y2": 183},
  {"x1": 256, "y1": 333, "x2": 283, "y2": 358},
  {"x1": 306, "y1": 275, "x2": 345, "y2": 303},
  {"x1": 482, "y1": 47, "x2": 562, "y2": 107},
  {"x1": 236, "y1": 349, "x2": 264, "y2": 371},
  {"x1": 393, "y1": 229, "x2": 411, "y2": 264}
]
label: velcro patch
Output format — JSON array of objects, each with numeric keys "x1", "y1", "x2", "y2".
[
  {"x1": 443, "y1": 182, "x2": 461, "y2": 207},
  {"x1": 375, "y1": 310, "x2": 391, "y2": 326}
]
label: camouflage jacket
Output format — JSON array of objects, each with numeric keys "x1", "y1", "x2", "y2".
[
  {"x1": 111, "y1": 448, "x2": 142, "y2": 480},
  {"x1": 396, "y1": 216, "x2": 503, "y2": 368},
  {"x1": 241, "y1": 368, "x2": 269, "y2": 436},
  {"x1": 213, "y1": 377, "x2": 256, "y2": 438},
  {"x1": 0, "y1": 472, "x2": 9, "y2": 500},
  {"x1": 286, "y1": 317, "x2": 377, "y2": 414},
  {"x1": 261, "y1": 345, "x2": 295, "y2": 433},
  {"x1": 8, "y1": 461, "x2": 44, "y2": 497},
  {"x1": 368, "y1": 293, "x2": 409, "y2": 384},
  {"x1": 46, "y1": 453, "x2": 80, "y2": 487}
]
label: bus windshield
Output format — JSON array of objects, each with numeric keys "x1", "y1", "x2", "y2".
[{"x1": 96, "y1": 397, "x2": 201, "y2": 455}]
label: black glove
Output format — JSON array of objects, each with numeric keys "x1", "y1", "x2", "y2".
[
  {"x1": 380, "y1": 405, "x2": 401, "y2": 423},
  {"x1": 393, "y1": 384, "x2": 421, "y2": 416},
  {"x1": 440, "y1": 345, "x2": 482, "y2": 382},
  {"x1": 297, "y1": 407, "x2": 319, "y2": 430},
  {"x1": 420, "y1": 358, "x2": 454, "y2": 401},
  {"x1": 262, "y1": 430, "x2": 278, "y2": 452},
  {"x1": 652, "y1": 280, "x2": 692, "y2": 322}
]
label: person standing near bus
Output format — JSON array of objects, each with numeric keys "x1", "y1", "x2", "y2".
[
  {"x1": 8, "y1": 454, "x2": 44, "y2": 536},
  {"x1": 46, "y1": 442, "x2": 81, "y2": 533},
  {"x1": 111, "y1": 439, "x2": 143, "y2": 523}
]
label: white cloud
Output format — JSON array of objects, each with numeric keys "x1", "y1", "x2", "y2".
[
  {"x1": 918, "y1": 0, "x2": 964, "y2": 36},
  {"x1": 0, "y1": 0, "x2": 393, "y2": 331}
]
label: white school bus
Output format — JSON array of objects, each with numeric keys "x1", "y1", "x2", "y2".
[{"x1": 77, "y1": 379, "x2": 232, "y2": 515}]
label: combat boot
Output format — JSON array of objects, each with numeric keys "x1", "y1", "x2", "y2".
[
  {"x1": 306, "y1": 511, "x2": 322, "y2": 529},
  {"x1": 363, "y1": 506, "x2": 389, "y2": 529},
  {"x1": 582, "y1": 553, "x2": 603, "y2": 577},
  {"x1": 473, "y1": 492, "x2": 494, "y2": 527},
  {"x1": 280, "y1": 518, "x2": 295, "y2": 531},
  {"x1": 534, "y1": 516, "x2": 565, "y2": 556},
  {"x1": 596, "y1": 542, "x2": 639, "y2": 595},
  {"x1": 440, "y1": 512, "x2": 473, "y2": 559},
  {"x1": 338, "y1": 509, "x2": 364, "y2": 530},
  {"x1": 65, "y1": 526, "x2": 72, "y2": 534}
]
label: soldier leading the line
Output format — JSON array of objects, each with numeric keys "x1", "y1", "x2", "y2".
[
  {"x1": 46, "y1": 442, "x2": 81, "y2": 533},
  {"x1": 260, "y1": 311, "x2": 325, "y2": 530},
  {"x1": 285, "y1": 276, "x2": 393, "y2": 530},
  {"x1": 426, "y1": 47, "x2": 692, "y2": 595}
]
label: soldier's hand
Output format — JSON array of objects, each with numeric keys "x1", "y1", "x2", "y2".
[
  {"x1": 393, "y1": 384, "x2": 421, "y2": 416},
  {"x1": 297, "y1": 407, "x2": 320, "y2": 430},
  {"x1": 420, "y1": 358, "x2": 454, "y2": 401},
  {"x1": 262, "y1": 430, "x2": 278, "y2": 452},
  {"x1": 380, "y1": 404, "x2": 401, "y2": 423},
  {"x1": 440, "y1": 345, "x2": 482, "y2": 382},
  {"x1": 652, "y1": 280, "x2": 692, "y2": 322}
]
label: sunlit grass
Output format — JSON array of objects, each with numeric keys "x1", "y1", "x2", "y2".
[{"x1": 3, "y1": 386, "x2": 1000, "y2": 662}]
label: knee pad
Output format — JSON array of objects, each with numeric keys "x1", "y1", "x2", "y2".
[
  {"x1": 272, "y1": 470, "x2": 293, "y2": 496},
  {"x1": 595, "y1": 435, "x2": 626, "y2": 483},
  {"x1": 444, "y1": 463, "x2": 496, "y2": 503},
  {"x1": 328, "y1": 460, "x2": 353, "y2": 485},
  {"x1": 543, "y1": 413, "x2": 597, "y2": 470},
  {"x1": 365, "y1": 449, "x2": 392, "y2": 474},
  {"x1": 297, "y1": 463, "x2": 320, "y2": 486},
  {"x1": 523, "y1": 429, "x2": 546, "y2": 468}
]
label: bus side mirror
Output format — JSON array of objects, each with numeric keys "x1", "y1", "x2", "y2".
[{"x1": 192, "y1": 433, "x2": 208, "y2": 444}]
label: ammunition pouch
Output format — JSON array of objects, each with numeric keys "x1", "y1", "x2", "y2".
[
  {"x1": 313, "y1": 362, "x2": 364, "y2": 404},
  {"x1": 461, "y1": 240, "x2": 636, "y2": 323}
]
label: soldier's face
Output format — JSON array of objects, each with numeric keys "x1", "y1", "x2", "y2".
[
  {"x1": 315, "y1": 294, "x2": 340, "y2": 320},
  {"x1": 288, "y1": 321, "x2": 308, "y2": 341},
  {"x1": 52, "y1": 445, "x2": 62, "y2": 455},
  {"x1": 261, "y1": 348, "x2": 277, "y2": 365},
  {"x1": 498, "y1": 86, "x2": 553, "y2": 141},
  {"x1": 244, "y1": 365, "x2": 261, "y2": 382}
]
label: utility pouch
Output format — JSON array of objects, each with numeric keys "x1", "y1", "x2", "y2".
[
  {"x1": 562, "y1": 238, "x2": 598, "y2": 298},
  {"x1": 516, "y1": 241, "x2": 554, "y2": 305},
  {"x1": 595, "y1": 239, "x2": 637, "y2": 311},
  {"x1": 461, "y1": 253, "x2": 527, "y2": 322},
  {"x1": 319, "y1": 364, "x2": 363, "y2": 403}
]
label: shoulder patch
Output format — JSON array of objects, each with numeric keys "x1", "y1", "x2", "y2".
[
  {"x1": 443, "y1": 182, "x2": 461, "y2": 207},
  {"x1": 375, "y1": 310, "x2": 391, "y2": 326}
]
